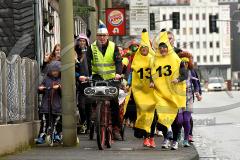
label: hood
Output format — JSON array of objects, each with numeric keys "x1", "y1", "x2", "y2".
[{"x1": 47, "y1": 60, "x2": 61, "y2": 74}]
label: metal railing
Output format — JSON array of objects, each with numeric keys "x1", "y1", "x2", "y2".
[{"x1": 0, "y1": 52, "x2": 39, "y2": 124}]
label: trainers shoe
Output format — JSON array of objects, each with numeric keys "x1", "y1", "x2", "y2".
[
  {"x1": 36, "y1": 137, "x2": 45, "y2": 144},
  {"x1": 143, "y1": 138, "x2": 151, "y2": 147},
  {"x1": 162, "y1": 139, "x2": 170, "y2": 149},
  {"x1": 113, "y1": 128, "x2": 122, "y2": 141},
  {"x1": 149, "y1": 138, "x2": 156, "y2": 148},
  {"x1": 171, "y1": 141, "x2": 178, "y2": 150},
  {"x1": 189, "y1": 135, "x2": 194, "y2": 142},
  {"x1": 183, "y1": 140, "x2": 191, "y2": 147},
  {"x1": 54, "y1": 134, "x2": 61, "y2": 142}
]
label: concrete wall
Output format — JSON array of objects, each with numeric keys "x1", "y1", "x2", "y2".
[{"x1": 0, "y1": 121, "x2": 40, "y2": 156}]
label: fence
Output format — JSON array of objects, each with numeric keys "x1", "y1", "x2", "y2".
[{"x1": 0, "y1": 51, "x2": 39, "y2": 124}]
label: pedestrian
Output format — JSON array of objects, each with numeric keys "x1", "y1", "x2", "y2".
[
  {"x1": 42, "y1": 44, "x2": 61, "y2": 73},
  {"x1": 74, "y1": 33, "x2": 91, "y2": 134},
  {"x1": 87, "y1": 20, "x2": 123, "y2": 140},
  {"x1": 171, "y1": 51, "x2": 202, "y2": 149},
  {"x1": 129, "y1": 28, "x2": 156, "y2": 148},
  {"x1": 151, "y1": 30, "x2": 187, "y2": 149},
  {"x1": 36, "y1": 60, "x2": 62, "y2": 144}
]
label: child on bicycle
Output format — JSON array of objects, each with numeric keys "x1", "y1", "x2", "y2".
[{"x1": 36, "y1": 60, "x2": 62, "y2": 144}]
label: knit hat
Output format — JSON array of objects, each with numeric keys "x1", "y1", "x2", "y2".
[
  {"x1": 75, "y1": 33, "x2": 90, "y2": 46},
  {"x1": 97, "y1": 20, "x2": 109, "y2": 35}
]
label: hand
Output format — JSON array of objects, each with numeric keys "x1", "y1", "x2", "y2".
[
  {"x1": 53, "y1": 84, "x2": 60, "y2": 90},
  {"x1": 79, "y1": 76, "x2": 88, "y2": 82},
  {"x1": 149, "y1": 82, "x2": 155, "y2": 88},
  {"x1": 171, "y1": 79, "x2": 179, "y2": 84},
  {"x1": 115, "y1": 74, "x2": 122, "y2": 80},
  {"x1": 125, "y1": 85, "x2": 130, "y2": 92},
  {"x1": 44, "y1": 53, "x2": 50, "y2": 62},
  {"x1": 38, "y1": 85, "x2": 46, "y2": 91}
]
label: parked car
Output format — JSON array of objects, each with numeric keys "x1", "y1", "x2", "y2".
[{"x1": 207, "y1": 77, "x2": 227, "y2": 91}]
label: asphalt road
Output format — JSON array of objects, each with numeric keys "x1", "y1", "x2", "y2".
[{"x1": 193, "y1": 91, "x2": 240, "y2": 160}]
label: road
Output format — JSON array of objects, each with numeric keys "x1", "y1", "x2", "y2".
[{"x1": 193, "y1": 91, "x2": 240, "y2": 160}]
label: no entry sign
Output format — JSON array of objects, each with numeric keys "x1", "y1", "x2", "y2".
[{"x1": 106, "y1": 8, "x2": 126, "y2": 36}]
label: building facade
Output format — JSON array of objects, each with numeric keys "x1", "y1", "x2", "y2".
[{"x1": 150, "y1": 0, "x2": 231, "y2": 80}]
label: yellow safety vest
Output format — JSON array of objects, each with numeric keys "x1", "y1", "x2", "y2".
[{"x1": 91, "y1": 41, "x2": 116, "y2": 80}]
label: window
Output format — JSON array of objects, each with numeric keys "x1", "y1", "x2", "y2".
[
  {"x1": 217, "y1": 55, "x2": 220, "y2": 62},
  {"x1": 203, "y1": 41, "x2": 207, "y2": 48},
  {"x1": 183, "y1": 14, "x2": 186, "y2": 20},
  {"x1": 202, "y1": 13, "x2": 206, "y2": 20},
  {"x1": 183, "y1": 42, "x2": 187, "y2": 48},
  {"x1": 196, "y1": 14, "x2": 199, "y2": 20},
  {"x1": 197, "y1": 56, "x2": 200, "y2": 63},
  {"x1": 176, "y1": 29, "x2": 180, "y2": 35},
  {"x1": 189, "y1": 27, "x2": 193, "y2": 35},
  {"x1": 202, "y1": 27, "x2": 206, "y2": 34},
  {"x1": 216, "y1": 41, "x2": 220, "y2": 48},
  {"x1": 163, "y1": 14, "x2": 166, "y2": 20},
  {"x1": 196, "y1": 28, "x2": 200, "y2": 34},
  {"x1": 177, "y1": 42, "x2": 180, "y2": 48},
  {"x1": 210, "y1": 55, "x2": 213, "y2": 62},
  {"x1": 210, "y1": 42, "x2": 213, "y2": 48},
  {"x1": 196, "y1": 41, "x2": 200, "y2": 48},
  {"x1": 183, "y1": 28, "x2": 187, "y2": 35},
  {"x1": 203, "y1": 56, "x2": 207, "y2": 62},
  {"x1": 189, "y1": 14, "x2": 192, "y2": 20},
  {"x1": 190, "y1": 42, "x2": 194, "y2": 49}
]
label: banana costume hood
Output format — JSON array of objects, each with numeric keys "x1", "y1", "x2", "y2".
[
  {"x1": 131, "y1": 29, "x2": 156, "y2": 133},
  {"x1": 151, "y1": 31, "x2": 186, "y2": 128}
]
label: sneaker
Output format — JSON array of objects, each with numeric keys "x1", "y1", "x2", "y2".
[
  {"x1": 162, "y1": 139, "x2": 170, "y2": 149},
  {"x1": 149, "y1": 138, "x2": 156, "y2": 148},
  {"x1": 189, "y1": 135, "x2": 194, "y2": 142},
  {"x1": 183, "y1": 140, "x2": 191, "y2": 147},
  {"x1": 36, "y1": 137, "x2": 45, "y2": 144},
  {"x1": 54, "y1": 134, "x2": 61, "y2": 142},
  {"x1": 171, "y1": 141, "x2": 178, "y2": 150},
  {"x1": 143, "y1": 138, "x2": 151, "y2": 147},
  {"x1": 113, "y1": 128, "x2": 122, "y2": 141}
]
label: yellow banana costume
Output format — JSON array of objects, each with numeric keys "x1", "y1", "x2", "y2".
[
  {"x1": 151, "y1": 31, "x2": 186, "y2": 128},
  {"x1": 131, "y1": 29, "x2": 155, "y2": 133}
]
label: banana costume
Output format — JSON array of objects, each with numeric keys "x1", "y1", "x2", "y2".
[
  {"x1": 151, "y1": 31, "x2": 186, "y2": 128},
  {"x1": 131, "y1": 29, "x2": 155, "y2": 133}
]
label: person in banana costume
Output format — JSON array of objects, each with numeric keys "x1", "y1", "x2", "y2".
[
  {"x1": 150, "y1": 30, "x2": 187, "y2": 148},
  {"x1": 129, "y1": 29, "x2": 158, "y2": 147}
]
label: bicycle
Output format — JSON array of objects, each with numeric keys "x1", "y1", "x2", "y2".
[{"x1": 84, "y1": 79, "x2": 120, "y2": 150}]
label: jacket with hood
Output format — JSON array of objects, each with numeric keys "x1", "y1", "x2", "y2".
[{"x1": 39, "y1": 61, "x2": 61, "y2": 115}]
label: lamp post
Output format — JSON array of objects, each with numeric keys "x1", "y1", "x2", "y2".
[{"x1": 59, "y1": 0, "x2": 77, "y2": 146}]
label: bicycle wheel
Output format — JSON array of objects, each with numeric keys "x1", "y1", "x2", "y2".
[{"x1": 96, "y1": 101, "x2": 106, "y2": 150}]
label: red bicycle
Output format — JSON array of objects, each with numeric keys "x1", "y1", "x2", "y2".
[{"x1": 84, "y1": 79, "x2": 120, "y2": 150}]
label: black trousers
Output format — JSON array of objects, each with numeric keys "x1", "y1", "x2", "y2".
[
  {"x1": 38, "y1": 113, "x2": 62, "y2": 138},
  {"x1": 124, "y1": 93, "x2": 137, "y2": 123}
]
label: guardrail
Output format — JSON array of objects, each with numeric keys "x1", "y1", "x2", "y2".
[{"x1": 0, "y1": 51, "x2": 39, "y2": 124}]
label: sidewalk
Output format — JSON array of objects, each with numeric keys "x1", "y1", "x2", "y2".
[{"x1": 3, "y1": 128, "x2": 199, "y2": 160}]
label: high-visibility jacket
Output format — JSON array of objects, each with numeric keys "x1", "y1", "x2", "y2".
[{"x1": 91, "y1": 41, "x2": 116, "y2": 80}]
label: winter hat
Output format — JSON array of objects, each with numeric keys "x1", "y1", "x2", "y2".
[
  {"x1": 75, "y1": 33, "x2": 90, "y2": 46},
  {"x1": 47, "y1": 60, "x2": 61, "y2": 74},
  {"x1": 97, "y1": 20, "x2": 108, "y2": 35}
]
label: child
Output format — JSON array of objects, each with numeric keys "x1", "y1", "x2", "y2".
[{"x1": 36, "y1": 61, "x2": 62, "y2": 144}]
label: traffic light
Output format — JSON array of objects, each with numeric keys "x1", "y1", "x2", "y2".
[
  {"x1": 172, "y1": 12, "x2": 180, "y2": 29},
  {"x1": 150, "y1": 13, "x2": 155, "y2": 30},
  {"x1": 209, "y1": 14, "x2": 218, "y2": 33}
]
